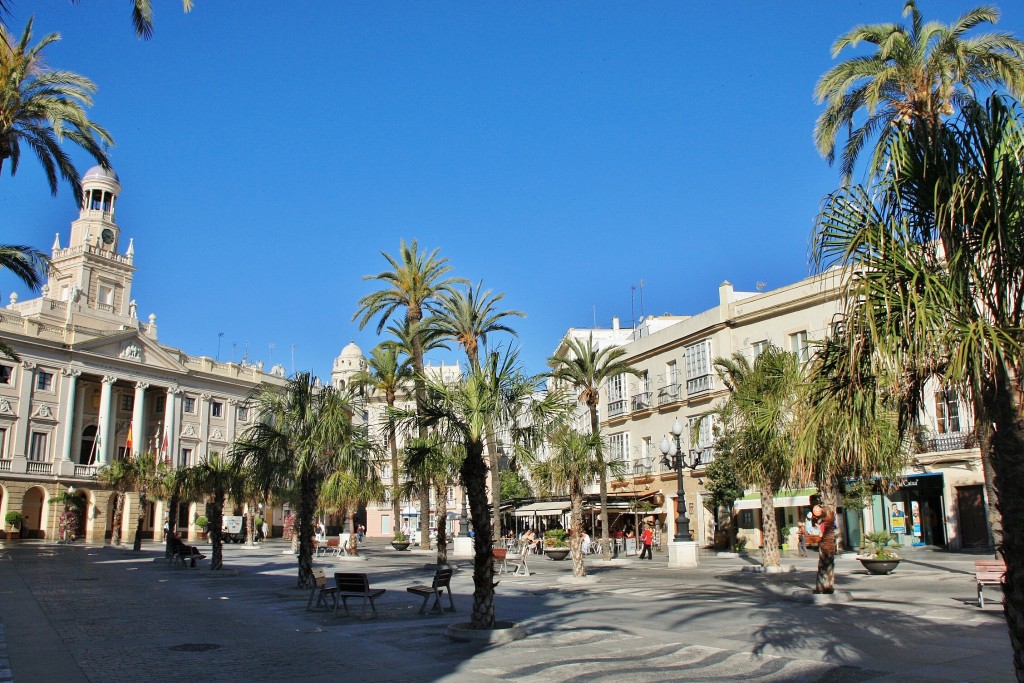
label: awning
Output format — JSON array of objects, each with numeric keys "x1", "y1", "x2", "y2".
[
  {"x1": 512, "y1": 501, "x2": 570, "y2": 517},
  {"x1": 734, "y1": 488, "x2": 818, "y2": 511}
]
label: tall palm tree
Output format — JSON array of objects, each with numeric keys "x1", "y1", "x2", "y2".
[
  {"x1": 547, "y1": 334, "x2": 640, "y2": 559},
  {"x1": 713, "y1": 346, "x2": 802, "y2": 569},
  {"x1": 352, "y1": 344, "x2": 413, "y2": 539},
  {"x1": 355, "y1": 240, "x2": 465, "y2": 548},
  {"x1": 414, "y1": 349, "x2": 544, "y2": 630},
  {"x1": 97, "y1": 457, "x2": 133, "y2": 546},
  {"x1": 814, "y1": 0, "x2": 1024, "y2": 180},
  {"x1": 186, "y1": 452, "x2": 241, "y2": 570},
  {"x1": 437, "y1": 282, "x2": 524, "y2": 542},
  {"x1": 128, "y1": 452, "x2": 159, "y2": 551},
  {"x1": 812, "y1": 94, "x2": 1024, "y2": 674},
  {"x1": 232, "y1": 372, "x2": 362, "y2": 587},
  {"x1": 0, "y1": 18, "x2": 113, "y2": 199}
]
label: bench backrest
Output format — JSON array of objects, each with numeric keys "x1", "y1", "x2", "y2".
[
  {"x1": 432, "y1": 569, "x2": 454, "y2": 588},
  {"x1": 335, "y1": 572, "x2": 370, "y2": 593},
  {"x1": 311, "y1": 568, "x2": 327, "y2": 588},
  {"x1": 493, "y1": 549, "x2": 507, "y2": 560},
  {"x1": 327, "y1": 538, "x2": 339, "y2": 548},
  {"x1": 975, "y1": 560, "x2": 1006, "y2": 570}
]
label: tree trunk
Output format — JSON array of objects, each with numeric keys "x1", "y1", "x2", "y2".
[
  {"x1": 759, "y1": 490, "x2": 780, "y2": 567},
  {"x1": 570, "y1": 483, "x2": 586, "y2": 578},
  {"x1": 974, "y1": 401, "x2": 1003, "y2": 553},
  {"x1": 591, "y1": 406, "x2": 611, "y2": 560},
  {"x1": 165, "y1": 491, "x2": 180, "y2": 557},
  {"x1": 728, "y1": 504, "x2": 738, "y2": 552},
  {"x1": 981, "y1": 370, "x2": 1024, "y2": 679},
  {"x1": 814, "y1": 483, "x2": 838, "y2": 594},
  {"x1": 208, "y1": 488, "x2": 226, "y2": 570},
  {"x1": 296, "y1": 475, "x2": 316, "y2": 588},
  {"x1": 487, "y1": 427, "x2": 502, "y2": 543},
  {"x1": 461, "y1": 438, "x2": 495, "y2": 630},
  {"x1": 132, "y1": 491, "x2": 147, "y2": 551},
  {"x1": 390, "y1": 418, "x2": 401, "y2": 538},
  {"x1": 419, "y1": 485, "x2": 431, "y2": 550},
  {"x1": 111, "y1": 492, "x2": 124, "y2": 546},
  {"x1": 435, "y1": 486, "x2": 448, "y2": 565},
  {"x1": 246, "y1": 502, "x2": 257, "y2": 546}
]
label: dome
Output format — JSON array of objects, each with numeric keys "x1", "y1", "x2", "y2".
[
  {"x1": 339, "y1": 341, "x2": 363, "y2": 359},
  {"x1": 83, "y1": 165, "x2": 119, "y2": 182}
]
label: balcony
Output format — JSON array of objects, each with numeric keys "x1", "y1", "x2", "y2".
[
  {"x1": 916, "y1": 430, "x2": 976, "y2": 453},
  {"x1": 630, "y1": 392, "x2": 652, "y2": 411},
  {"x1": 607, "y1": 400, "x2": 627, "y2": 418},
  {"x1": 26, "y1": 461, "x2": 53, "y2": 475},
  {"x1": 0, "y1": 459, "x2": 10, "y2": 472},
  {"x1": 74, "y1": 464, "x2": 99, "y2": 478},
  {"x1": 657, "y1": 384, "x2": 681, "y2": 406},
  {"x1": 687, "y1": 375, "x2": 713, "y2": 395}
]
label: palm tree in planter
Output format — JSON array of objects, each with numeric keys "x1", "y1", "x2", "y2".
[
  {"x1": 548, "y1": 335, "x2": 640, "y2": 560},
  {"x1": 186, "y1": 452, "x2": 242, "y2": 570},
  {"x1": 232, "y1": 372, "x2": 363, "y2": 587}
]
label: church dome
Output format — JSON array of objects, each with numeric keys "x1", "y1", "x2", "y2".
[
  {"x1": 83, "y1": 165, "x2": 119, "y2": 182},
  {"x1": 340, "y1": 341, "x2": 363, "y2": 359}
]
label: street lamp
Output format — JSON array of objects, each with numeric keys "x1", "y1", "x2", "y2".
[{"x1": 659, "y1": 417, "x2": 702, "y2": 543}]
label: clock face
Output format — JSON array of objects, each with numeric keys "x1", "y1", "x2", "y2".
[{"x1": 101, "y1": 229, "x2": 114, "y2": 245}]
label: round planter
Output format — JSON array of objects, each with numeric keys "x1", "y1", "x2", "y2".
[
  {"x1": 447, "y1": 621, "x2": 527, "y2": 644},
  {"x1": 859, "y1": 557, "x2": 900, "y2": 575},
  {"x1": 391, "y1": 541, "x2": 410, "y2": 551},
  {"x1": 545, "y1": 548, "x2": 570, "y2": 561}
]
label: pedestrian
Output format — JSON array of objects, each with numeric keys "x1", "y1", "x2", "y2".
[
  {"x1": 797, "y1": 519, "x2": 808, "y2": 557},
  {"x1": 315, "y1": 521, "x2": 325, "y2": 542},
  {"x1": 357, "y1": 523, "x2": 365, "y2": 542},
  {"x1": 639, "y1": 523, "x2": 654, "y2": 560},
  {"x1": 262, "y1": 519, "x2": 270, "y2": 541}
]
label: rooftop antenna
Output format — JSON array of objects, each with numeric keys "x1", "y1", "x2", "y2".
[
  {"x1": 638, "y1": 279, "x2": 646, "y2": 319},
  {"x1": 291, "y1": 344, "x2": 297, "y2": 376},
  {"x1": 231, "y1": 341, "x2": 237, "y2": 364},
  {"x1": 756, "y1": 281, "x2": 767, "y2": 292},
  {"x1": 268, "y1": 342, "x2": 275, "y2": 367},
  {"x1": 630, "y1": 284, "x2": 637, "y2": 340},
  {"x1": 216, "y1": 332, "x2": 224, "y2": 361},
  {"x1": 592, "y1": 305, "x2": 596, "y2": 328}
]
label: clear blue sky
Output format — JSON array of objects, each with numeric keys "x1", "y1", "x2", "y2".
[{"x1": 4, "y1": 1, "x2": 1023, "y2": 378}]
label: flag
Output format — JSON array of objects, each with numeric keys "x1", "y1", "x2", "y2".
[
  {"x1": 124, "y1": 424, "x2": 133, "y2": 455},
  {"x1": 161, "y1": 426, "x2": 169, "y2": 463}
]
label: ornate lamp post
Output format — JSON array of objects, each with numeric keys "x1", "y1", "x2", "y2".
[{"x1": 659, "y1": 417, "x2": 701, "y2": 543}]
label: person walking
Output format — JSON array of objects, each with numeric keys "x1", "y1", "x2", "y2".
[
  {"x1": 262, "y1": 519, "x2": 270, "y2": 541},
  {"x1": 639, "y1": 523, "x2": 654, "y2": 560},
  {"x1": 797, "y1": 519, "x2": 808, "y2": 557}
]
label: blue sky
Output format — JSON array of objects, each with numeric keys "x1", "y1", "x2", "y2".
[{"x1": 4, "y1": 1, "x2": 1024, "y2": 379}]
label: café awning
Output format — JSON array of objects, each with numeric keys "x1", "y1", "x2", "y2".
[{"x1": 512, "y1": 501, "x2": 570, "y2": 517}]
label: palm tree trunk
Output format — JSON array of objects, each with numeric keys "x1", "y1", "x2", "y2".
[
  {"x1": 814, "y1": 483, "x2": 838, "y2": 594},
  {"x1": 974, "y1": 404, "x2": 1003, "y2": 552},
  {"x1": 435, "y1": 486, "x2": 448, "y2": 565},
  {"x1": 728, "y1": 504, "x2": 738, "y2": 552},
  {"x1": 348, "y1": 510, "x2": 359, "y2": 556},
  {"x1": 297, "y1": 475, "x2": 316, "y2": 588},
  {"x1": 461, "y1": 438, "x2": 495, "y2": 630},
  {"x1": 590, "y1": 407, "x2": 611, "y2": 560},
  {"x1": 571, "y1": 483, "x2": 586, "y2": 578},
  {"x1": 111, "y1": 493, "x2": 124, "y2": 546},
  {"x1": 246, "y1": 502, "x2": 257, "y2": 546},
  {"x1": 410, "y1": 320, "x2": 433, "y2": 551},
  {"x1": 390, "y1": 422, "x2": 400, "y2": 537},
  {"x1": 486, "y1": 426, "x2": 502, "y2": 543},
  {"x1": 132, "y1": 491, "x2": 147, "y2": 551},
  {"x1": 165, "y1": 491, "x2": 180, "y2": 557},
  {"x1": 209, "y1": 489, "x2": 224, "y2": 570},
  {"x1": 760, "y1": 490, "x2": 780, "y2": 567}
]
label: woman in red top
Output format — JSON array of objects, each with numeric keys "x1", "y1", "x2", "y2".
[{"x1": 639, "y1": 524, "x2": 654, "y2": 560}]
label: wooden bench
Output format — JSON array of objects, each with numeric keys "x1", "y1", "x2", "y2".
[
  {"x1": 334, "y1": 572, "x2": 386, "y2": 618},
  {"x1": 407, "y1": 568, "x2": 456, "y2": 615},
  {"x1": 306, "y1": 568, "x2": 338, "y2": 612},
  {"x1": 315, "y1": 538, "x2": 342, "y2": 557},
  {"x1": 976, "y1": 559, "x2": 1006, "y2": 608},
  {"x1": 169, "y1": 543, "x2": 205, "y2": 568}
]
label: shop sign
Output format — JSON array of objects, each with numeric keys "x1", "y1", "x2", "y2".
[{"x1": 889, "y1": 502, "x2": 907, "y2": 534}]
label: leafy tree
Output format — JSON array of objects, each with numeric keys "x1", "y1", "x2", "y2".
[
  {"x1": 0, "y1": 18, "x2": 113, "y2": 199},
  {"x1": 713, "y1": 346, "x2": 802, "y2": 569},
  {"x1": 437, "y1": 281, "x2": 524, "y2": 542},
  {"x1": 232, "y1": 372, "x2": 363, "y2": 587},
  {"x1": 547, "y1": 334, "x2": 640, "y2": 559},
  {"x1": 701, "y1": 442, "x2": 744, "y2": 552},
  {"x1": 499, "y1": 469, "x2": 532, "y2": 501},
  {"x1": 815, "y1": 0, "x2": 1024, "y2": 180},
  {"x1": 812, "y1": 94, "x2": 1024, "y2": 672}
]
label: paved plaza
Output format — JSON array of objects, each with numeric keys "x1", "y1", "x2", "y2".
[{"x1": 0, "y1": 539, "x2": 1012, "y2": 682}]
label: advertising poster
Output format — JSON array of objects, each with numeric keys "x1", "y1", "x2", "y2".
[
  {"x1": 911, "y1": 501, "x2": 921, "y2": 537},
  {"x1": 889, "y1": 502, "x2": 907, "y2": 534}
]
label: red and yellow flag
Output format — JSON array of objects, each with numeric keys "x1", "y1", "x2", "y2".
[{"x1": 124, "y1": 424, "x2": 133, "y2": 455}]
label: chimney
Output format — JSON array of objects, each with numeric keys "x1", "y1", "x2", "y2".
[{"x1": 612, "y1": 316, "x2": 620, "y2": 331}]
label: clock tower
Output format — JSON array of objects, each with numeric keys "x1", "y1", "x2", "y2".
[{"x1": 48, "y1": 166, "x2": 136, "y2": 319}]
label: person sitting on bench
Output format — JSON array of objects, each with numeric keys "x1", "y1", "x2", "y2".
[{"x1": 170, "y1": 533, "x2": 202, "y2": 567}]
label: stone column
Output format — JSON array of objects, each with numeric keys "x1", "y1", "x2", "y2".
[
  {"x1": 199, "y1": 393, "x2": 211, "y2": 460},
  {"x1": 60, "y1": 369, "x2": 81, "y2": 461},
  {"x1": 97, "y1": 376, "x2": 116, "y2": 464},
  {"x1": 163, "y1": 386, "x2": 180, "y2": 467},
  {"x1": 13, "y1": 360, "x2": 36, "y2": 458},
  {"x1": 131, "y1": 381, "x2": 148, "y2": 458},
  {"x1": 227, "y1": 397, "x2": 238, "y2": 444}
]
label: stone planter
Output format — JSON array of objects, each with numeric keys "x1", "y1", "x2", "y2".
[
  {"x1": 392, "y1": 541, "x2": 410, "y2": 551},
  {"x1": 545, "y1": 548, "x2": 570, "y2": 561},
  {"x1": 859, "y1": 557, "x2": 900, "y2": 575}
]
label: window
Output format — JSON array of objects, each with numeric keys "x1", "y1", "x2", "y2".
[
  {"x1": 29, "y1": 431, "x2": 48, "y2": 461},
  {"x1": 183, "y1": 397, "x2": 196, "y2": 414},
  {"x1": 236, "y1": 405, "x2": 249, "y2": 422},
  {"x1": 666, "y1": 360, "x2": 678, "y2": 386},
  {"x1": 741, "y1": 510, "x2": 754, "y2": 528},
  {"x1": 211, "y1": 401, "x2": 223, "y2": 418},
  {"x1": 36, "y1": 371, "x2": 54, "y2": 392},
  {"x1": 790, "y1": 330, "x2": 810, "y2": 362},
  {"x1": 751, "y1": 340, "x2": 769, "y2": 359},
  {"x1": 609, "y1": 432, "x2": 630, "y2": 467},
  {"x1": 0, "y1": 427, "x2": 6, "y2": 458},
  {"x1": 98, "y1": 284, "x2": 114, "y2": 306},
  {"x1": 607, "y1": 373, "x2": 627, "y2": 417},
  {"x1": 0, "y1": 364, "x2": 12, "y2": 384},
  {"x1": 153, "y1": 395, "x2": 166, "y2": 414},
  {"x1": 120, "y1": 395, "x2": 134, "y2": 412},
  {"x1": 684, "y1": 340, "x2": 713, "y2": 394},
  {"x1": 935, "y1": 389, "x2": 961, "y2": 433},
  {"x1": 179, "y1": 447, "x2": 193, "y2": 468},
  {"x1": 689, "y1": 415, "x2": 715, "y2": 464}
]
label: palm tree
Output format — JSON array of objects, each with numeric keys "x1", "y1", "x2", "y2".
[
  {"x1": 351, "y1": 344, "x2": 413, "y2": 540},
  {"x1": 97, "y1": 457, "x2": 133, "y2": 546},
  {"x1": 713, "y1": 346, "x2": 802, "y2": 569},
  {"x1": 0, "y1": 18, "x2": 113, "y2": 199},
  {"x1": 186, "y1": 452, "x2": 241, "y2": 570},
  {"x1": 437, "y1": 282, "x2": 524, "y2": 542},
  {"x1": 0, "y1": 1, "x2": 196, "y2": 41},
  {"x1": 547, "y1": 334, "x2": 640, "y2": 559},
  {"x1": 0, "y1": 245, "x2": 51, "y2": 359},
  {"x1": 156, "y1": 464, "x2": 193, "y2": 556},
  {"x1": 232, "y1": 372, "x2": 362, "y2": 587},
  {"x1": 319, "y1": 464, "x2": 383, "y2": 557},
  {"x1": 529, "y1": 426, "x2": 620, "y2": 578},
  {"x1": 414, "y1": 349, "x2": 544, "y2": 629},
  {"x1": 814, "y1": 0, "x2": 1024, "y2": 180},
  {"x1": 812, "y1": 94, "x2": 1024, "y2": 673},
  {"x1": 403, "y1": 437, "x2": 463, "y2": 565},
  {"x1": 128, "y1": 452, "x2": 160, "y2": 551},
  {"x1": 355, "y1": 240, "x2": 465, "y2": 548}
]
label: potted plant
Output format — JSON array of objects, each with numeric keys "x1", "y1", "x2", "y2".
[
  {"x1": 4, "y1": 511, "x2": 23, "y2": 539},
  {"x1": 858, "y1": 531, "x2": 901, "y2": 575},
  {"x1": 391, "y1": 530, "x2": 410, "y2": 551},
  {"x1": 194, "y1": 515, "x2": 209, "y2": 540},
  {"x1": 544, "y1": 529, "x2": 570, "y2": 560}
]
